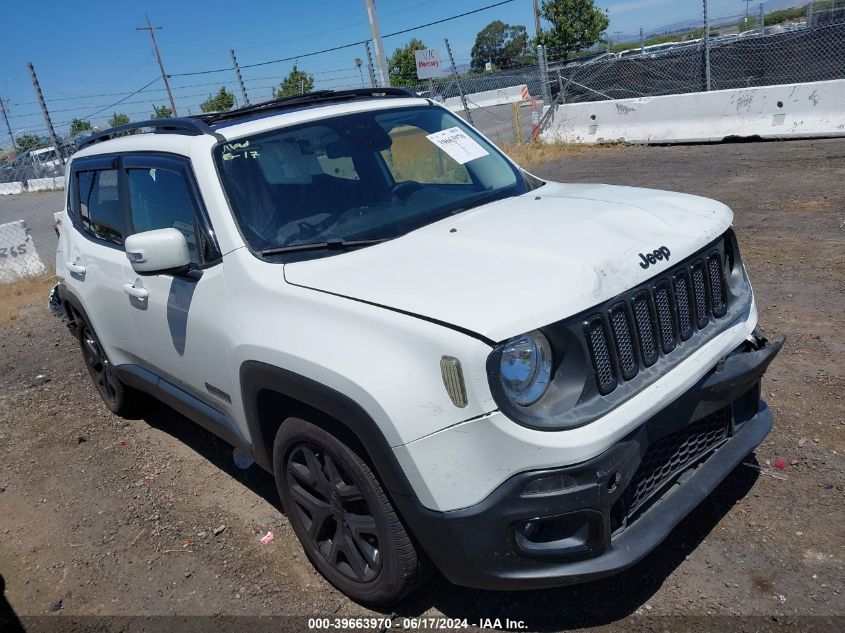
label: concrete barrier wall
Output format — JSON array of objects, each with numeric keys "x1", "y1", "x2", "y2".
[
  {"x1": 0, "y1": 177, "x2": 65, "y2": 196},
  {"x1": 27, "y1": 177, "x2": 65, "y2": 192},
  {"x1": 445, "y1": 84, "x2": 527, "y2": 112},
  {"x1": 541, "y1": 79, "x2": 845, "y2": 144},
  {"x1": 0, "y1": 182, "x2": 25, "y2": 196}
]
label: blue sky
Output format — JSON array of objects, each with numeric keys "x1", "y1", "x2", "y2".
[{"x1": 1, "y1": 0, "x2": 782, "y2": 139}]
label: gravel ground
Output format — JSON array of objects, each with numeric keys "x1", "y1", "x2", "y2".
[{"x1": 0, "y1": 138, "x2": 842, "y2": 633}]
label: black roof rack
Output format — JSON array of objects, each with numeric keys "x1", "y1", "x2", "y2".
[
  {"x1": 76, "y1": 88, "x2": 420, "y2": 150},
  {"x1": 77, "y1": 117, "x2": 223, "y2": 149},
  {"x1": 195, "y1": 87, "x2": 420, "y2": 125}
]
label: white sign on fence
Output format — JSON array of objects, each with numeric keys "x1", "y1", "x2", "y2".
[
  {"x1": 414, "y1": 48, "x2": 442, "y2": 79},
  {"x1": 0, "y1": 219, "x2": 47, "y2": 283}
]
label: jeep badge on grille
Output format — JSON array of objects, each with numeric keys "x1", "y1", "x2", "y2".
[{"x1": 638, "y1": 246, "x2": 671, "y2": 269}]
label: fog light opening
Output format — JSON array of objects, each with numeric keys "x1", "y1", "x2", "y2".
[{"x1": 512, "y1": 511, "x2": 604, "y2": 559}]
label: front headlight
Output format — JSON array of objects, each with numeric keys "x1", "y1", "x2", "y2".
[{"x1": 499, "y1": 330, "x2": 553, "y2": 406}]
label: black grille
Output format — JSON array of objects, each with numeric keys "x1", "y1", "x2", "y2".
[
  {"x1": 691, "y1": 262, "x2": 709, "y2": 328},
  {"x1": 673, "y1": 271, "x2": 694, "y2": 341},
  {"x1": 585, "y1": 247, "x2": 729, "y2": 395},
  {"x1": 708, "y1": 254, "x2": 727, "y2": 317},
  {"x1": 587, "y1": 318, "x2": 617, "y2": 394},
  {"x1": 623, "y1": 409, "x2": 731, "y2": 518},
  {"x1": 609, "y1": 305, "x2": 638, "y2": 380},
  {"x1": 654, "y1": 282, "x2": 676, "y2": 353}
]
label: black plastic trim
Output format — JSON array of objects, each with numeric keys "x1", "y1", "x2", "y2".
[
  {"x1": 78, "y1": 117, "x2": 223, "y2": 149},
  {"x1": 401, "y1": 336, "x2": 782, "y2": 590},
  {"x1": 115, "y1": 365, "x2": 248, "y2": 452},
  {"x1": 238, "y1": 361, "x2": 418, "y2": 497}
]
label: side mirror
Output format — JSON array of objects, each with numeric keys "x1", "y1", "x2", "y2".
[{"x1": 125, "y1": 228, "x2": 191, "y2": 275}]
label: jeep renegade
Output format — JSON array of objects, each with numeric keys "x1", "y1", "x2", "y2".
[{"x1": 50, "y1": 88, "x2": 782, "y2": 605}]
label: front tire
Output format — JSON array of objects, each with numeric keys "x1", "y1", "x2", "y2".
[
  {"x1": 77, "y1": 317, "x2": 146, "y2": 418},
  {"x1": 273, "y1": 416, "x2": 424, "y2": 606}
]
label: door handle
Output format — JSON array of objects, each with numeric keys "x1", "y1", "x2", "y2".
[
  {"x1": 66, "y1": 261, "x2": 86, "y2": 274},
  {"x1": 123, "y1": 283, "x2": 149, "y2": 300}
]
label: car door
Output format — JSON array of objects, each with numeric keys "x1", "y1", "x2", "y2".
[
  {"x1": 63, "y1": 156, "x2": 137, "y2": 366},
  {"x1": 121, "y1": 153, "x2": 236, "y2": 416}
]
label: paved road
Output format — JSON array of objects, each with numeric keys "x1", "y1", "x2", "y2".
[
  {"x1": 0, "y1": 191, "x2": 63, "y2": 266},
  {"x1": 456, "y1": 101, "x2": 543, "y2": 145}
]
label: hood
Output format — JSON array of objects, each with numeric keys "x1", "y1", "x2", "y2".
[{"x1": 283, "y1": 182, "x2": 733, "y2": 342}]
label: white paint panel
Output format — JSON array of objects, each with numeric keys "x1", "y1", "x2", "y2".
[{"x1": 542, "y1": 79, "x2": 845, "y2": 144}]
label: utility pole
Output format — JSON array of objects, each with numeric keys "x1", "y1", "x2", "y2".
[
  {"x1": 27, "y1": 62, "x2": 62, "y2": 158},
  {"x1": 364, "y1": 41, "x2": 377, "y2": 88},
  {"x1": 640, "y1": 27, "x2": 645, "y2": 54},
  {"x1": 0, "y1": 98, "x2": 15, "y2": 150},
  {"x1": 532, "y1": 0, "x2": 542, "y2": 39},
  {"x1": 363, "y1": 0, "x2": 390, "y2": 88},
  {"x1": 444, "y1": 38, "x2": 472, "y2": 125},
  {"x1": 137, "y1": 15, "x2": 178, "y2": 116},
  {"x1": 759, "y1": 2, "x2": 765, "y2": 33},
  {"x1": 230, "y1": 49, "x2": 249, "y2": 106}
]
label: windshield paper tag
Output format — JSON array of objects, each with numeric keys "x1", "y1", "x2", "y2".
[{"x1": 426, "y1": 127, "x2": 488, "y2": 164}]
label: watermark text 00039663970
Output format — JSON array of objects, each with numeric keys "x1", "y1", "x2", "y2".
[{"x1": 307, "y1": 617, "x2": 527, "y2": 630}]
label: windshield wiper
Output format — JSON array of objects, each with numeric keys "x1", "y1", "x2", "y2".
[{"x1": 260, "y1": 238, "x2": 388, "y2": 257}]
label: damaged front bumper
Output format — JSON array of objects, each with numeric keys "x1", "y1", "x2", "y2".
[
  {"x1": 398, "y1": 333, "x2": 783, "y2": 590},
  {"x1": 48, "y1": 284, "x2": 64, "y2": 319}
]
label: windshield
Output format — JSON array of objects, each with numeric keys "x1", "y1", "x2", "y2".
[{"x1": 214, "y1": 105, "x2": 527, "y2": 255}]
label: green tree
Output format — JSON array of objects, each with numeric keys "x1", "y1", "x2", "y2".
[
  {"x1": 388, "y1": 38, "x2": 426, "y2": 86},
  {"x1": 539, "y1": 0, "x2": 609, "y2": 59},
  {"x1": 274, "y1": 65, "x2": 315, "y2": 98},
  {"x1": 471, "y1": 21, "x2": 530, "y2": 72},
  {"x1": 152, "y1": 105, "x2": 173, "y2": 119},
  {"x1": 69, "y1": 118, "x2": 93, "y2": 137},
  {"x1": 108, "y1": 112, "x2": 130, "y2": 128},
  {"x1": 354, "y1": 57, "x2": 365, "y2": 87},
  {"x1": 200, "y1": 86, "x2": 236, "y2": 113},
  {"x1": 15, "y1": 134, "x2": 48, "y2": 153}
]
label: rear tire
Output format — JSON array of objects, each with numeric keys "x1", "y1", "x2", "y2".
[
  {"x1": 273, "y1": 416, "x2": 425, "y2": 606},
  {"x1": 76, "y1": 317, "x2": 146, "y2": 418}
]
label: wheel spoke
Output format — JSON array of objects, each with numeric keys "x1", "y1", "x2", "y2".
[
  {"x1": 345, "y1": 513, "x2": 379, "y2": 566},
  {"x1": 289, "y1": 483, "x2": 331, "y2": 538},
  {"x1": 303, "y1": 447, "x2": 332, "y2": 495},
  {"x1": 338, "y1": 529, "x2": 370, "y2": 580}
]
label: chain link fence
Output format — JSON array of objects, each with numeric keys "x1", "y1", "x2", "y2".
[
  {"x1": 0, "y1": 146, "x2": 65, "y2": 195},
  {"x1": 549, "y1": 8, "x2": 845, "y2": 106}
]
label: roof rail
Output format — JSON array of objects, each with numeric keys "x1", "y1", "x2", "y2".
[
  {"x1": 75, "y1": 89, "x2": 420, "y2": 150},
  {"x1": 196, "y1": 87, "x2": 420, "y2": 125},
  {"x1": 77, "y1": 117, "x2": 223, "y2": 149}
]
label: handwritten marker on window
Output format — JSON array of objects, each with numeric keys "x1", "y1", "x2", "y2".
[{"x1": 260, "y1": 531, "x2": 275, "y2": 545}]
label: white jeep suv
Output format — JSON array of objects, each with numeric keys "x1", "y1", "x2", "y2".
[{"x1": 50, "y1": 88, "x2": 781, "y2": 605}]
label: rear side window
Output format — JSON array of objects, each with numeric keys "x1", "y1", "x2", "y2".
[
  {"x1": 76, "y1": 169, "x2": 124, "y2": 245},
  {"x1": 126, "y1": 167, "x2": 215, "y2": 265}
]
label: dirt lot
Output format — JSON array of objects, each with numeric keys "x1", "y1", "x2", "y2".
[{"x1": 0, "y1": 139, "x2": 843, "y2": 632}]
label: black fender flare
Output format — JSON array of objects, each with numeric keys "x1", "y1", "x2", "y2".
[
  {"x1": 54, "y1": 281, "x2": 89, "y2": 338},
  {"x1": 239, "y1": 361, "x2": 418, "y2": 499}
]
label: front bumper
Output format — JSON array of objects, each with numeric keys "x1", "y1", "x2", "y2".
[{"x1": 397, "y1": 334, "x2": 782, "y2": 590}]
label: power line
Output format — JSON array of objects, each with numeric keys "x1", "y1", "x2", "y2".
[{"x1": 168, "y1": 0, "x2": 515, "y2": 77}]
